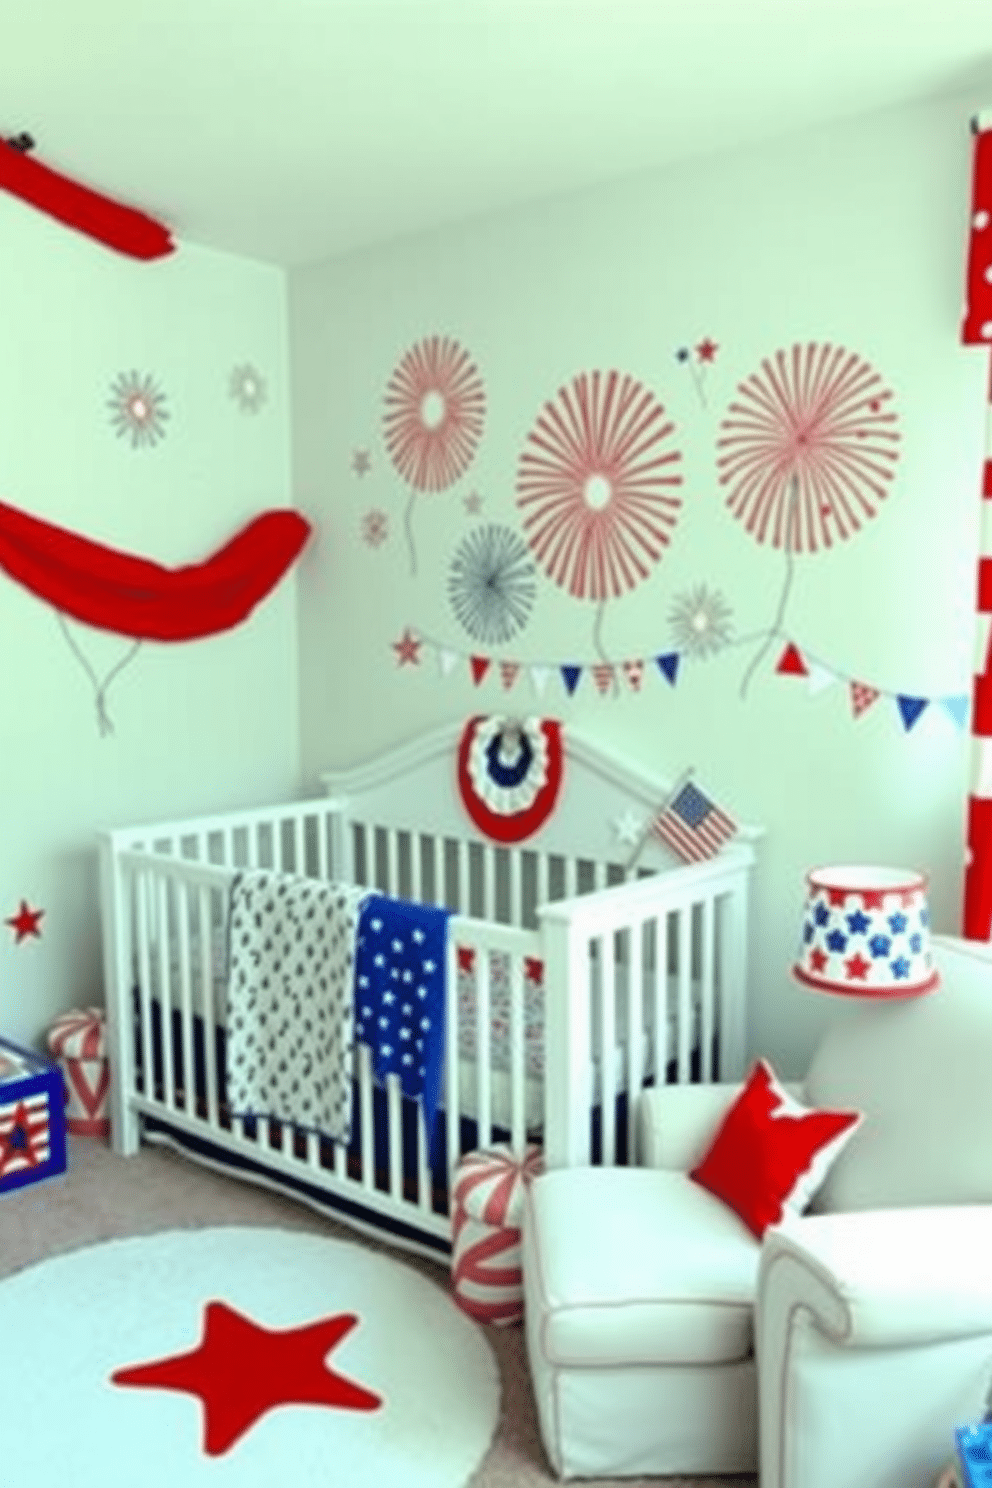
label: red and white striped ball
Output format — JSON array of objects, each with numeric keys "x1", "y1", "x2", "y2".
[
  {"x1": 47, "y1": 1007, "x2": 110, "y2": 1138},
  {"x1": 451, "y1": 1144, "x2": 543, "y2": 1326}
]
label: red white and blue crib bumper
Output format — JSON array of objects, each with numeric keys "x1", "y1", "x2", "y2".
[{"x1": 457, "y1": 716, "x2": 564, "y2": 843}]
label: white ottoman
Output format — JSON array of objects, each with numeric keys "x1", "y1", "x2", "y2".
[{"x1": 522, "y1": 1166, "x2": 760, "y2": 1480}]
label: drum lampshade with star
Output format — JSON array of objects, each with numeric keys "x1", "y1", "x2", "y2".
[{"x1": 793, "y1": 865, "x2": 939, "y2": 998}]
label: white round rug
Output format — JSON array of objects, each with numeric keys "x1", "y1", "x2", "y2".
[{"x1": 0, "y1": 1226, "x2": 500, "y2": 1487}]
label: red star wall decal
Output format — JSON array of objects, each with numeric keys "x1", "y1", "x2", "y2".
[
  {"x1": 5, "y1": 900, "x2": 44, "y2": 942},
  {"x1": 695, "y1": 337, "x2": 719, "y2": 362},
  {"x1": 392, "y1": 627, "x2": 422, "y2": 666},
  {"x1": 111, "y1": 1300, "x2": 382, "y2": 1455}
]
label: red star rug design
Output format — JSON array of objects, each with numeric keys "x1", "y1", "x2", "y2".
[{"x1": 0, "y1": 1226, "x2": 499, "y2": 1486}]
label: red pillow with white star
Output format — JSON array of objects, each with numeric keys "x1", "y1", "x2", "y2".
[{"x1": 690, "y1": 1058, "x2": 861, "y2": 1239}]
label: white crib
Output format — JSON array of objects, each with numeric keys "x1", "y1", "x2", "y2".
[{"x1": 98, "y1": 722, "x2": 758, "y2": 1263}]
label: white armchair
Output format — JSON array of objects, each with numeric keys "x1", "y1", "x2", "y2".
[
  {"x1": 522, "y1": 934, "x2": 992, "y2": 1482},
  {"x1": 757, "y1": 933, "x2": 992, "y2": 1488}
]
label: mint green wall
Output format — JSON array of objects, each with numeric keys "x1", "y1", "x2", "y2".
[
  {"x1": 0, "y1": 195, "x2": 298, "y2": 1048},
  {"x1": 289, "y1": 93, "x2": 986, "y2": 1076}
]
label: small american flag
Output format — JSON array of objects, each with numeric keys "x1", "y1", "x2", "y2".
[
  {"x1": 652, "y1": 779, "x2": 737, "y2": 864},
  {"x1": 0, "y1": 1091, "x2": 50, "y2": 1181}
]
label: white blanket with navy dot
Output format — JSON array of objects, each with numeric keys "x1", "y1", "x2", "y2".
[{"x1": 225, "y1": 871, "x2": 369, "y2": 1141}]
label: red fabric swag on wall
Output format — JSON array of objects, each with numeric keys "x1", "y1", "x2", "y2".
[
  {"x1": 0, "y1": 501, "x2": 311, "y2": 641},
  {"x1": 0, "y1": 139, "x2": 174, "y2": 260}
]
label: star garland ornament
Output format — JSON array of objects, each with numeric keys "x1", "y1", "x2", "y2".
[
  {"x1": 392, "y1": 627, "x2": 422, "y2": 665},
  {"x1": 5, "y1": 900, "x2": 44, "y2": 942},
  {"x1": 457, "y1": 715, "x2": 565, "y2": 843}
]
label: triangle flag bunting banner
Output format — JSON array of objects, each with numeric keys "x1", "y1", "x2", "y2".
[
  {"x1": 896, "y1": 695, "x2": 928, "y2": 732},
  {"x1": 622, "y1": 659, "x2": 644, "y2": 691},
  {"x1": 941, "y1": 693, "x2": 971, "y2": 730},
  {"x1": 656, "y1": 652, "x2": 680, "y2": 686},
  {"x1": 401, "y1": 630, "x2": 957, "y2": 742},
  {"x1": 805, "y1": 662, "x2": 837, "y2": 696},
  {"x1": 776, "y1": 642, "x2": 808, "y2": 677},
  {"x1": 850, "y1": 681, "x2": 881, "y2": 718},
  {"x1": 560, "y1": 664, "x2": 583, "y2": 696}
]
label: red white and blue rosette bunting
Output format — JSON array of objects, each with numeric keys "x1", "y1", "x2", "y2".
[{"x1": 457, "y1": 716, "x2": 564, "y2": 843}]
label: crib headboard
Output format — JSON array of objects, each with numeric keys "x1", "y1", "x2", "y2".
[{"x1": 319, "y1": 719, "x2": 759, "y2": 875}]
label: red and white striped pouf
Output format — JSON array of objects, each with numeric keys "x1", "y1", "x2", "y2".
[
  {"x1": 451, "y1": 1144, "x2": 544, "y2": 1326},
  {"x1": 47, "y1": 1006, "x2": 110, "y2": 1138}
]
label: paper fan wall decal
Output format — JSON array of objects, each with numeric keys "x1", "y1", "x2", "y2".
[
  {"x1": 716, "y1": 343, "x2": 902, "y2": 697},
  {"x1": 383, "y1": 335, "x2": 486, "y2": 574},
  {"x1": 716, "y1": 342, "x2": 900, "y2": 552},
  {"x1": 448, "y1": 524, "x2": 536, "y2": 645},
  {"x1": 515, "y1": 369, "x2": 682, "y2": 662}
]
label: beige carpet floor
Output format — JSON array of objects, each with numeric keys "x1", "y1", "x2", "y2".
[{"x1": 0, "y1": 1136, "x2": 757, "y2": 1488}]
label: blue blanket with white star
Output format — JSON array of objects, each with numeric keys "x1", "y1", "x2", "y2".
[{"x1": 353, "y1": 894, "x2": 452, "y2": 1152}]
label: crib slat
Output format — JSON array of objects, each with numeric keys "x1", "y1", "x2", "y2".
[
  {"x1": 507, "y1": 951, "x2": 525, "y2": 1154},
  {"x1": 357, "y1": 1043, "x2": 375, "y2": 1190},
  {"x1": 387, "y1": 1074, "x2": 403, "y2": 1199},
  {"x1": 700, "y1": 896, "x2": 715, "y2": 1081},
  {"x1": 598, "y1": 931, "x2": 617, "y2": 1165},
  {"x1": 654, "y1": 912, "x2": 669, "y2": 1080},
  {"x1": 175, "y1": 880, "x2": 195, "y2": 1115},
  {"x1": 445, "y1": 936, "x2": 461, "y2": 1189},
  {"x1": 316, "y1": 812, "x2": 330, "y2": 882},
  {"x1": 482, "y1": 847, "x2": 495, "y2": 922},
  {"x1": 457, "y1": 841, "x2": 469, "y2": 915},
  {"x1": 134, "y1": 869, "x2": 154, "y2": 1103},
  {"x1": 194, "y1": 885, "x2": 217, "y2": 1126},
  {"x1": 428, "y1": 835, "x2": 440, "y2": 907},
  {"x1": 475, "y1": 948, "x2": 493, "y2": 1150},
  {"x1": 677, "y1": 907, "x2": 692, "y2": 1082},
  {"x1": 508, "y1": 850, "x2": 521, "y2": 929},
  {"x1": 416, "y1": 1106, "x2": 431, "y2": 1213},
  {"x1": 410, "y1": 832, "x2": 422, "y2": 903},
  {"x1": 538, "y1": 853, "x2": 552, "y2": 909},
  {"x1": 386, "y1": 828, "x2": 399, "y2": 897},
  {"x1": 156, "y1": 876, "x2": 177, "y2": 1112},
  {"x1": 626, "y1": 920, "x2": 645, "y2": 1158}
]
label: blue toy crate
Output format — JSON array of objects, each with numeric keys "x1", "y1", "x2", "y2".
[
  {"x1": 0, "y1": 1035, "x2": 67, "y2": 1196},
  {"x1": 957, "y1": 1423, "x2": 992, "y2": 1488}
]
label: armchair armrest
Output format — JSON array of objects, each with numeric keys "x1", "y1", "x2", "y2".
[
  {"x1": 637, "y1": 1082, "x2": 743, "y2": 1170},
  {"x1": 637, "y1": 1078, "x2": 804, "y2": 1171},
  {"x1": 757, "y1": 1207, "x2": 992, "y2": 1488},
  {"x1": 759, "y1": 1206, "x2": 992, "y2": 1350}
]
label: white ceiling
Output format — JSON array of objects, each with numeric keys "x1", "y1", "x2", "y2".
[{"x1": 2, "y1": 0, "x2": 992, "y2": 267}]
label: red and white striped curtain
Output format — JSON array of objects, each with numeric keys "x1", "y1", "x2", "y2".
[{"x1": 961, "y1": 116, "x2": 992, "y2": 939}]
